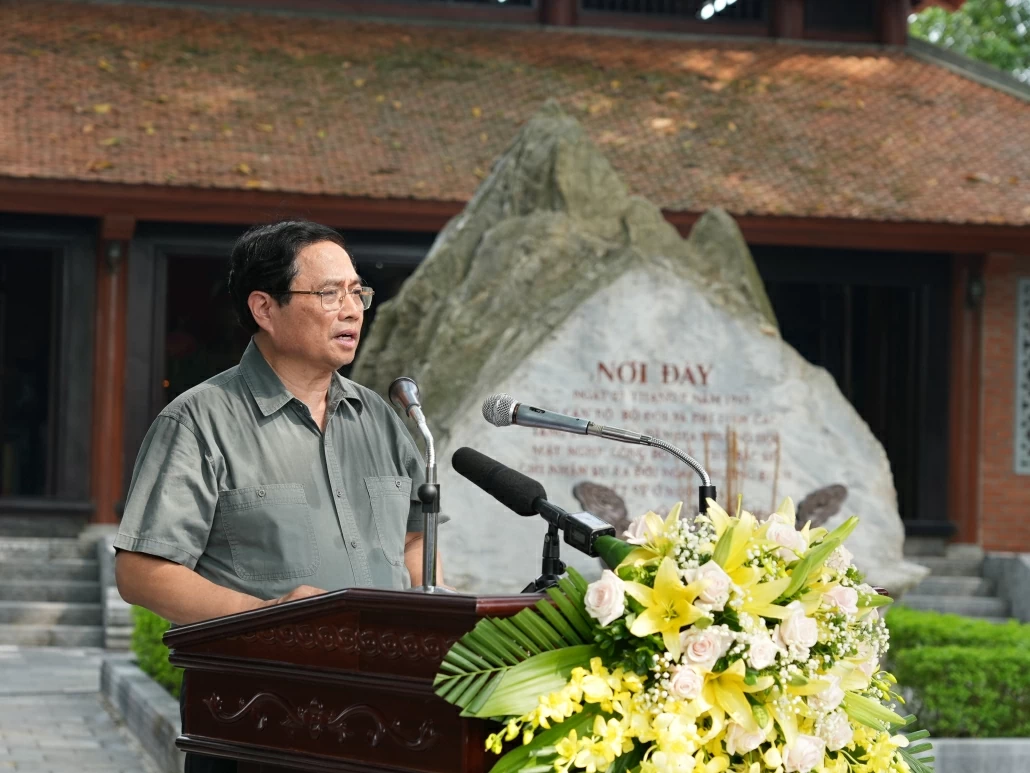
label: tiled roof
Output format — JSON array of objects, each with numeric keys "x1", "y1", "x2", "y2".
[{"x1": 1, "y1": 2, "x2": 1028, "y2": 226}]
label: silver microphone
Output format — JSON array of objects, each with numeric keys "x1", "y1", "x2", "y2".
[
  {"x1": 389, "y1": 377, "x2": 446, "y2": 593},
  {"x1": 482, "y1": 393, "x2": 712, "y2": 487}
]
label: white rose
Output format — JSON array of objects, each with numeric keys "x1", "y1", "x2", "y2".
[
  {"x1": 725, "y1": 721, "x2": 766, "y2": 756},
  {"x1": 680, "y1": 627, "x2": 732, "y2": 671},
  {"x1": 822, "y1": 586, "x2": 859, "y2": 615},
  {"x1": 667, "y1": 665, "x2": 704, "y2": 700},
  {"x1": 818, "y1": 710, "x2": 854, "y2": 752},
  {"x1": 826, "y1": 545, "x2": 854, "y2": 572},
  {"x1": 809, "y1": 676, "x2": 845, "y2": 712},
  {"x1": 748, "y1": 634, "x2": 779, "y2": 670},
  {"x1": 777, "y1": 601, "x2": 819, "y2": 653},
  {"x1": 685, "y1": 561, "x2": 732, "y2": 611},
  {"x1": 623, "y1": 515, "x2": 650, "y2": 544},
  {"x1": 584, "y1": 570, "x2": 626, "y2": 627},
  {"x1": 766, "y1": 521, "x2": 808, "y2": 561},
  {"x1": 782, "y1": 734, "x2": 826, "y2": 773}
]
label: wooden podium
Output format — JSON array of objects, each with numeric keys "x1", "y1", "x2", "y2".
[{"x1": 164, "y1": 589, "x2": 538, "y2": 773}]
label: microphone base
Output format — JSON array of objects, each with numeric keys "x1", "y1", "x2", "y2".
[
  {"x1": 408, "y1": 585, "x2": 462, "y2": 594},
  {"x1": 521, "y1": 575, "x2": 564, "y2": 593}
]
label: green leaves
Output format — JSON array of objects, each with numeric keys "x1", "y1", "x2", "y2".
[
  {"x1": 776, "y1": 517, "x2": 858, "y2": 603},
  {"x1": 433, "y1": 568, "x2": 600, "y2": 719},
  {"x1": 842, "y1": 691, "x2": 906, "y2": 730},
  {"x1": 594, "y1": 535, "x2": 634, "y2": 571},
  {"x1": 910, "y1": 0, "x2": 1030, "y2": 82}
]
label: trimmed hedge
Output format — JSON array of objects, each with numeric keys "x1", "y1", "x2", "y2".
[
  {"x1": 892, "y1": 646, "x2": 1030, "y2": 737},
  {"x1": 886, "y1": 606, "x2": 1030, "y2": 737},
  {"x1": 886, "y1": 606, "x2": 1030, "y2": 651},
  {"x1": 131, "y1": 606, "x2": 183, "y2": 699}
]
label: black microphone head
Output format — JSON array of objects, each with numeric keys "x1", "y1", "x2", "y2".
[
  {"x1": 452, "y1": 447, "x2": 546, "y2": 516},
  {"x1": 388, "y1": 377, "x2": 421, "y2": 415}
]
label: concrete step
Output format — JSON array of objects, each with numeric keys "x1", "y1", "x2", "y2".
[
  {"x1": 911, "y1": 575, "x2": 996, "y2": 597},
  {"x1": 0, "y1": 558, "x2": 99, "y2": 582},
  {"x1": 899, "y1": 594, "x2": 1010, "y2": 618},
  {"x1": 908, "y1": 555, "x2": 984, "y2": 577},
  {"x1": 0, "y1": 537, "x2": 95, "y2": 561},
  {"x1": 0, "y1": 580, "x2": 101, "y2": 603},
  {"x1": 0, "y1": 623, "x2": 104, "y2": 647},
  {"x1": 0, "y1": 601, "x2": 103, "y2": 626}
]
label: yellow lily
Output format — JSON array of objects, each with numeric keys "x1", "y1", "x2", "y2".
[
  {"x1": 623, "y1": 557, "x2": 704, "y2": 658},
  {"x1": 622, "y1": 502, "x2": 685, "y2": 565},
  {"x1": 702, "y1": 660, "x2": 774, "y2": 733}
]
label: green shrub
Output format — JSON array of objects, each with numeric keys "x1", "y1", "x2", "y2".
[
  {"x1": 886, "y1": 606, "x2": 1030, "y2": 652},
  {"x1": 892, "y1": 646, "x2": 1030, "y2": 737},
  {"x1": 131, "y1": 606, "x2": 183, "y2": 699}
]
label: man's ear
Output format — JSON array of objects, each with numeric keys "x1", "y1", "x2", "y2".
[{"x1": 247, "y1": 290, "x2": 276, "y2": 335}]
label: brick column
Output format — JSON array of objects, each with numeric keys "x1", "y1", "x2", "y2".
[{"x1": 980, "y1": 253, "x2": 1030, "y2": 551}]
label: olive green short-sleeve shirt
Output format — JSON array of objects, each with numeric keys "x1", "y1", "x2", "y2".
[{"x1": 114, "y1": 340, "x2": 429, "y2": 599}]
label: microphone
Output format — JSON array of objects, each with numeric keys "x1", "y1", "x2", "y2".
[
  {"x1": 452, "y1": 447, "x2": 615, "y2": 557},
  {"x1": 481, "y1": 393, "x2": 716, "y2": 514},
  {"x1": 389, "y1": 377, "x2": 445, "y2": 593}
]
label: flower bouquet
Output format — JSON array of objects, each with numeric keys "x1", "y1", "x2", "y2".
[{"x1": 432, "y1": 498, "x2": 934, "y2": 773}]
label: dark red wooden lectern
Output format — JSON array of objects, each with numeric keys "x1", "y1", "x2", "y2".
[{"x1": 164, "y1": 589, "x2": 538, "y2": 773}]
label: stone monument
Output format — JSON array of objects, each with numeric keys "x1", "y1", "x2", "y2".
[{"x1": 352, "y1": 101, "x2": 928, "y2": 596}]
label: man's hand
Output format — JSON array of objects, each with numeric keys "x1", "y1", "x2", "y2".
[{"x1": 265, "y1": 585, "x2": 327, "y2": 606}]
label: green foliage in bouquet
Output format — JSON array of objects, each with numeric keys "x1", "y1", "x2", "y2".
[
  {"x1": 434, "y1": 498, "x2": 933, "y2": 773},
  {"x1": 131, "y1": 605, "x2": 183, "y2": 698}
]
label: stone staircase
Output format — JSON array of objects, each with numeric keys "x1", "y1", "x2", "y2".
[
  {"x1": 0, "y1": 536, "x2": 105, "y2": 646},
  {"x1": 901, "y1": 545, "x2": 1013, "y2": 623}
]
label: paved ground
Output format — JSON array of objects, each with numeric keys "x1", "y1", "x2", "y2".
[{"x1": 0, "y1": 646, "x2": 160, "y2": 773}]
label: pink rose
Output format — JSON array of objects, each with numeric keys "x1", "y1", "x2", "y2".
[
  {"x1": 782, "y1": 734, "x2": 826, "y2": 773},
  {"x1": 667, "y1": 665, "x2": 704, "y2": 700},
  {"x1": 680, "y1": 627, "x2": 732, "y2": 671},
  {"x1": 776, "y1": 601, "x2": 819, "y2": 655},
  {"x1": 809, "y1": 676, "x2": 845, "y2": 712},
  {"x1": 766, "y1": 521, "x2": 808, "y2": 562},
  {"x1": 748, "y1": 635, "x2": 779, "y2": 670},
  {"x1": 823, "y1": 586, "x2": 859, "y2": 615},
  {"x1": 584, "y1": 570, "x2": 626, "y2": 627},
  {"x1": 685, "y1": 561, "x2": 732, "y2": 611},
  {"x1": 725, "y1": 722, "x2": 766, "y2": 756}
]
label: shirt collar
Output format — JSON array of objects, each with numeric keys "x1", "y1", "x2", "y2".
[{"x1": 240, "y1": 339, "x2": 363, "y2": 418}]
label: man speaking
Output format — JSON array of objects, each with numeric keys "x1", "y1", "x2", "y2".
[{"x1": 114, "y1": 220, "x2": 443, "y2": 772}]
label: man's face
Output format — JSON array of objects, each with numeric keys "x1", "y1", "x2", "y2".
[{"x1": 269, "y1": 240, "x2": 364, "y2": 371}]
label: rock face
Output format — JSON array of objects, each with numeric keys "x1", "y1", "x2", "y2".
[{"x1": 352, "y1": 102, "x2": 927, "y2": 596}]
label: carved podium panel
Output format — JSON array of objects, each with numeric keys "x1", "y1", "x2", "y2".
[{"x1": 165, "y1": 589, "x2": 538, "y2": 772}]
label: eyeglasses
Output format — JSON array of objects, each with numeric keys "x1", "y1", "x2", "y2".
[{"x1": 284, "y1": 286, "x2": 375, "y2": 312}]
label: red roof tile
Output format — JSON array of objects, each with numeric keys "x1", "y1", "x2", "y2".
[{"x1": 1, "y1": 2, "x2": 1028, "y2": 225}]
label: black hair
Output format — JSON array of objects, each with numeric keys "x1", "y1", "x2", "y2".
[{"x1": 227, "y1": 220, "x2": 347, "y2": 335}]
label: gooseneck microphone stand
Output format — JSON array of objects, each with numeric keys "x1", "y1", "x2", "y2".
[
  {"x1": 483, "y1": 394, "x2": 718, "y2": 515},
  {"x1": 389, "y1": 377, "x2": 452, "y2": 594}
]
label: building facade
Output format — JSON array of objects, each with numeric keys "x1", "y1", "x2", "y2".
[{"x1": 0, "y1": 0, "x2": 1027, "y2": 548}]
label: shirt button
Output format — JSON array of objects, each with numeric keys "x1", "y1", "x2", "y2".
[
  {"x1": 395, "y1": 480, "x2": 402, "y2": 489},
  {"x1": 257, "y1": 489, "x2": 265, "y2": 497},
  {"x1": 350, "y1": 539, "x2": 358, "y2": 549},
  {"x1": 336, "y1": 489, "x2": 342, "y2": 498}
]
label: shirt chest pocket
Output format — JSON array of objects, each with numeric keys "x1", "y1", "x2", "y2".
[
  {"x1": 365, "y1": 476, "x2": 412, "y2": 568},
  {"x1": 218, "y1": 483, "x2": 320, "y2": 581}
]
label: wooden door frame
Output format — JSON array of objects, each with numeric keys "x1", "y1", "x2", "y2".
[{"x1": 0, "y1": 215, "x2": 96, "y2": 510}]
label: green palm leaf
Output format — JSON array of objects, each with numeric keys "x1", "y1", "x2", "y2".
[{"x1": 433, "y1": 567, "x2": 601, "y2": 719}]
